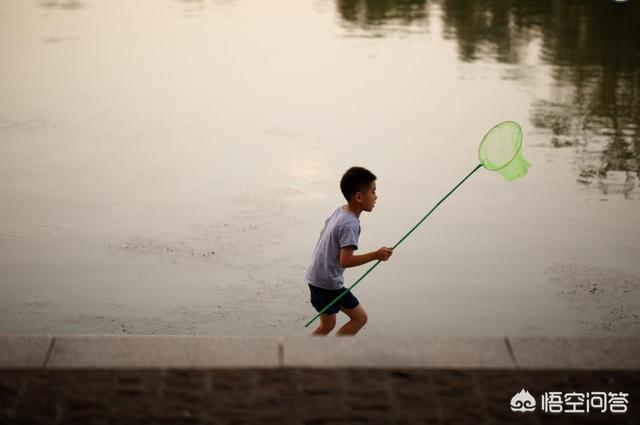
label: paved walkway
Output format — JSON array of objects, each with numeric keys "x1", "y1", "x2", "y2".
[{"x1": 1, "y1": 335, "x2": 638, "y2": 424}]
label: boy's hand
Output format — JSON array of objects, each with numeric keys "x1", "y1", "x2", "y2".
[{"x1": 376, "y1": 247, "x2": 393, "y2": 261}]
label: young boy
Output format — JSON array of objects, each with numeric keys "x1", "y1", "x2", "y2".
[{"x1": 305, "y1": 166, "x2": 393, "y2": 336}]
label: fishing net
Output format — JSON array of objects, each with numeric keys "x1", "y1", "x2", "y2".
[{"x1": 478, "y1": 120, "x2": 530, "y2": 181}]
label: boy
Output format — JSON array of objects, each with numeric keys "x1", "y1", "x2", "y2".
[{"x1": 305, "y1": 166, "x2": 393, "y2": 336}]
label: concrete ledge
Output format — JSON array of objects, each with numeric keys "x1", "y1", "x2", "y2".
[
  {"x1": 3, "y1": 335, "x2": 638, "y2": 424},
  {"x1": 46, "y1": 335, "x2": 280, "y2": 369},
  {"x1": 0, "y1": 335, "x2": 52, "y2": 368},
  {"x1": 508, "y1": 336, "x2": 640, "y2": 370},
  {"x1": 1, "y1": 334, "x2": 639, "y2": 370},
  {"x1": 283, "y1": 336, "x2": 514, "y2": 368}
]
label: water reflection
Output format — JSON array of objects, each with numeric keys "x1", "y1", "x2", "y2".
[
  {"x1": 336, "y1": 0, "x2": 640, "y2": 198},
  {"x1": 173, "y1": 0, "x2": 235, "y2": 17},
  {"x1": 440, "y1": 0, "x2": 549, "y2": 64},
  {"x1": 174, "y1": 0, "x2": 206, "y2": 17},
  {"x1": 336, "y1": 0, "x2": 430, "y2": 36},
  {"x1": 37, "y1": 0, "x2": 84, "y2": 10}
]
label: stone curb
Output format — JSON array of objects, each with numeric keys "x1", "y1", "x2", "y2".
[{"x1": 0, "y1": 334, "x2": 638, "y2": 370}]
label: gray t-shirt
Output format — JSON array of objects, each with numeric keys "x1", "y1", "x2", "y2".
[{"x1": 305, "y1": 205, "x2": 361, "y2": 290}]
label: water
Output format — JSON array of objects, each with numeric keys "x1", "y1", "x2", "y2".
[{"x1": 1, "y1": 0, "x2": 638, "y2": 336}]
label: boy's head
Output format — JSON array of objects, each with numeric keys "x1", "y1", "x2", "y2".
[{"x1": 340, "y1": 166, "x2": 377, "y2": 211}]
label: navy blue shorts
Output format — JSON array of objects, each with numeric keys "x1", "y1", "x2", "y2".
[{"x1": 308, "y1": 283, "x2": 359, "y2": 315}]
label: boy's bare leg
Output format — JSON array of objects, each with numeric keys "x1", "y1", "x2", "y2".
[
  {"x1": 310, "y1": 313, "x2": 336, "y2": 336},
  {"x1": 335, "y1": 305, "x2": 368, "y2": 336}
]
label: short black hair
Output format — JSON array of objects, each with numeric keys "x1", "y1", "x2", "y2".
[{"x1": 340, "y1": 166, "x2": 376, "y2": 202}]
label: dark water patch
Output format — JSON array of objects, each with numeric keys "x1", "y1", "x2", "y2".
[
  {"x1": 546, "y1": 262, "x2": 640, "y2": 335},
  {"x1": 37, "y1": 0, "x2": 84, "y2": 11},
  {"x1": 43, "y1": 36, "x2": 80, "y2": 44},
  {"x1": 111, "y1": 237, "x2": 217, "y2": 263},
  {"x1": 336, "y1": 0, "x2": 430, "y2": 36}
]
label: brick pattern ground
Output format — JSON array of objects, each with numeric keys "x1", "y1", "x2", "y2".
[{"x1": 0, "y1": 368, "x2": 638, "y2": 425}]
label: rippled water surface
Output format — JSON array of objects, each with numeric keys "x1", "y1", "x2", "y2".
[{"x1": 1, "y1": 0, "x2": 639, "y2": 336}]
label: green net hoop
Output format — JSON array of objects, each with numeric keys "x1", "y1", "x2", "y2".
[{"x1": 478, "y1": 120, "x2": 530, "y2": 181}]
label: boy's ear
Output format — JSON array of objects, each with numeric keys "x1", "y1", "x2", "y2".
[{"x1": 354, "y1": 192, "x2": 363, "y2": 202}]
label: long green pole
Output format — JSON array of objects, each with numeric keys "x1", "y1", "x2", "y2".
[{"x1": 304, "y1": 163, "x2": 483, "y2": 328}]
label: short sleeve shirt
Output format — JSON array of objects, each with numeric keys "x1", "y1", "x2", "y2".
[{"x1": 305, "y1": 206, "x2": 361, "y2": 290}]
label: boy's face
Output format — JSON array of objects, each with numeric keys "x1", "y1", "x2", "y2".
[{"x1": 355, "y1": 181, "x2": 377, "y2": 212}]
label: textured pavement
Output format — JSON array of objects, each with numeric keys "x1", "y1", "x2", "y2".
[{"x1": 1, "y1": 367, "x2": 638, "y2": 424}]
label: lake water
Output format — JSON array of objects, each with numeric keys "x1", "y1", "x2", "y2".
[{"x1": 1, "y1": 0, "x2": 639, "y2": 336}]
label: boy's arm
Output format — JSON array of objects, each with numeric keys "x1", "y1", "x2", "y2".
[{"x1": 339, "y1": 245, "x2": 393, "y2": 268}]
